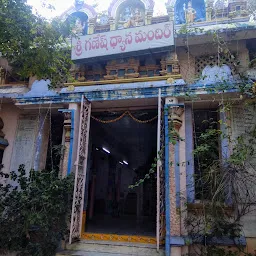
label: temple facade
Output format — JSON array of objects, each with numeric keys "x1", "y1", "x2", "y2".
[{"x1": 0, "y1": 0, "x2": 256, "y2": 255}]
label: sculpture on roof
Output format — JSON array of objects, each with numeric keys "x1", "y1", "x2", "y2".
[
  {"x1": 211, "y1": 0, "x2": 248, "y2": 19},
  {"x1": 72, "y1": 16, "x2": 88, "y2": 35},
  {"x1": 66, "y1": 10, "x2": 89, "y2": 35},
  {"x1": 175, "y1": 0, "x2": 206, "y2": 24},
  {"x1": 61, "y1": 0, "x2": 97, "y2": 36},
  {"x1": 61, "y1": 0, "x2": 97, "y2": 34},
  {"x1": 184, "y1": 1, "x2": 196, "y2": 23},
  {"x1": 109, "y1": 0, "x2": 154, "y2": 18},
  {"x1": 75, "y1": 0, "x2": 84, "y2": 9},
  {"x1": 214, "y1": 0, "x2": 227, "y2": 9},
  {"x1": 117, "y1": 3, "x2": 145, "y2": 29}
]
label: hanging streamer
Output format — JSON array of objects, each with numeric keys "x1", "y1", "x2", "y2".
[{"x1": 91, "y1": 111, "x2": 158, "y2": 124}]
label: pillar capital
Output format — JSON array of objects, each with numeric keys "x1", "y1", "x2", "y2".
[
  {"x1": 168, "y1": 106, "x2": 184, "y2": 131},
  {"x1": 62, "y1": 111, "x2": 72, "y2": 142},
  {"x1": 206, "y1": 0, "x2": 214, "y2": 21},
  {"x1": 165, "y1": 98, "x2": 184, "y2": 131},
  {"x1": 145, "y1": 10, "x2": 153, "y2": 25},
  {"x1": 58, "y1": 109, "x2": 75, "y2": 178},
  {"x1": 165, "y1": 2, "x2": 174, "y2": 22},
  {"x1": 88, "y1": 18, "x2": 96, "y2": 35},
  {"x1": 109, "y1": 17, "x2": 116, "y2": 31}
]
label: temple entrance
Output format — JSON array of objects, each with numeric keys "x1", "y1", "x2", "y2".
[{"x1": 83, "y1": 109, "x2": 157, "y2": 239}]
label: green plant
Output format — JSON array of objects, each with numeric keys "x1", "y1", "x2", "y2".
[
  {"x1": 128, "y1": 116, "x2": 183, "y2": 189},
  {"x1": 0, "y1": 0, "x2": 73, "y2": 87},
  {"x1": 185, "y1": 113, "x2": 256, "y2": 256},
  {"x1": 0, "y1": 165, "x2": 74, "y2": 256}
]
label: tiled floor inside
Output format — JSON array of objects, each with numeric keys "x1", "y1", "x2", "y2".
[{"x1": 85, "y1": 214, "x2": 156, "y2": 237}]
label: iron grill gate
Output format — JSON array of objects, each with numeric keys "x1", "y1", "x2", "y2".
[{"x1": 69, "y1": 96, "x2": 91, "y2": 244}]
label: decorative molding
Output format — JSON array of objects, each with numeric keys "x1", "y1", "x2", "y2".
[
  {"x1": 62, "y1": 112, "x2": 72, "y2": 142},
  {"x1": 58, "y1": 109, "x2": 75, "y2": 176},
  {"x1": 61, "y1": 3, "x2": 97, "y2": 21},
  {"x1": 15, "y1": 80, "x2": 242, "y2": 107},
  {"x1": 69, "y1": 97, "x2": 91, "y2": 244},
  {"x1": 168, "y1": 105, "x2": 184, "y2": 131},
  {"x1": 166, "y1": 0, "x2": 207, "y2": 7},
  {"x1": 65, "y1": 75, "x2": 182, "y2": 87},
  {"x1": 81, "y1": 232, "x2": 158, "y2": 244},
  {"x1": 108, "y1": 0, "x2": 155, "y2": 18}
]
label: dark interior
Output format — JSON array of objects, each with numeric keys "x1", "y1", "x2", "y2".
[{"x1": 84, "y1": 109, "x2": 157, "y2": 236}]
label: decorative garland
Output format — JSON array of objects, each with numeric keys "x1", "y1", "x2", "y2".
[{"x1": 91, "y1": 111, "x2": 158, "y2": 124}]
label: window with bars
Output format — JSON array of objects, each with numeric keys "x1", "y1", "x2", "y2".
[
  {"x1": 193, "y1": 109, "x2": 220, "y2": 200},
  {"x1": 195, "y1": 54, "x2": 237, "y2": 77}
]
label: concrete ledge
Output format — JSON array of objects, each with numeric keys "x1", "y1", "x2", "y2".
[
  {"x1": 190, "y1": 235, "x2": 246, "y2": 246},
  {"x1": 169, "y1": 235, "x2": 246, "y2": 247},
  {"x1": 170, "y1": 236, "x2": 185, "y2": 247}
]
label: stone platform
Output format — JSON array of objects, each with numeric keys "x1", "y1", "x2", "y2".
[{"x1": 56, "y1": 240, "x2": 164, "y2": 256}]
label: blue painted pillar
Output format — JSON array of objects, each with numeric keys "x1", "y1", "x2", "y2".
[
  {"x1": 58, "y1": 109, "x2": 75, "y2": 176},
  {"x1": 165, "y1": 107, "x2": 171, "y2": 256},
  {"x1": 185, "y1": 105, "x2": 195, "y2": 203},
  {"x1": 165, "y1": 102, "x2": 185, "y2": 256}
]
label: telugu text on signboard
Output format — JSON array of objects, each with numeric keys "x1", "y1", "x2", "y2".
[{"x1": 71, "y1": 22, "x2": 174, "y2": 60}]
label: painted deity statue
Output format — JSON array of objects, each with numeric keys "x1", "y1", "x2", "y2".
[
  {"x1": 184, "y1": 1, "x2": 196, "y2": 23},
  {"x1": 175, "y1": 0, "x2": 206, "y2": 24},
  {"x1": 72, "y1": 19, "x2": 84, "y2": 35},
  {"x1": 118, "y1": 6, "x2": 144, "y2": 29},
  {"x1": 133, "y1": 8, "x2": 144, "y2": 26},
  {"x1": 72, "y1": 18, "x2": 88, "y2": 35}
]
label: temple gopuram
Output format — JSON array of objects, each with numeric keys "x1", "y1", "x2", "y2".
[{"x1": 0, "y1": 0, "x2": 256, "y2": 255}]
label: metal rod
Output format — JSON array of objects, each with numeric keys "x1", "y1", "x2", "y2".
[
  {"x1": 156, "y1": 89, "x2": 161, "y2": 251},
  {"x1": 165, "y1": 107, "x2": 171, "y2": 256}
]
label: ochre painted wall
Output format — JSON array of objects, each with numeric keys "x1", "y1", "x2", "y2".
[{"x1": 0, "y1": 103, "x2": 20, "y2": 174}]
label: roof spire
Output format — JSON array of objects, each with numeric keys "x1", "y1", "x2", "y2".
[{"x1": 75, "y1": 0, "x2": 84, "y2": 9}]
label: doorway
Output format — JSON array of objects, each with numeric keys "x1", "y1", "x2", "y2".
[{"x1": 83, "y1": 109, "x2": 157, "y2": 238}]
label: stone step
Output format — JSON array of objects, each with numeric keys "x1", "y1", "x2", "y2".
[
  {"x1": 56, "y1": 240, "x2": 164, "y2": 256},
  {"x1": 56, "y1": 251, "x2": 151, "y2": 256}
]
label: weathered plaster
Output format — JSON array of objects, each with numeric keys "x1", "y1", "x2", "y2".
[
  {"x1": 176, "y1": 21, "x2": 255, "y2": 38},
  {"x1": 0, "y1": 104, "x2": 20, "y2": 174},
  {"x1": 179, "y1": 110, "x2": 187, "y2": 236},
  {"x1": 21, "y1": 79, "x2": 57, "y2": 98},
  {"x1": 0, "y1": 85, "x2": 28, "y2": 96},
  {"x1": 246, "y1": 237, "x2": 256, "y2": 254},
  {"x1": 199, "y1": 65, "x2": 234, "y2": 85},
  {"x1": 34, "y1": 112, "x2": 50, "y2": 171},
  {"x1": 169, "y1": 141, "x2": 180, "y2": 236},
  {"x1": 14, "y1": 78, "x2": 243, "y2": 108},
  {"x1": 176, "y1": 47, "x2": 196, "y2": 84},
  {"x1": 177, "y1": 40, "x2": 250, "y2": 84}
]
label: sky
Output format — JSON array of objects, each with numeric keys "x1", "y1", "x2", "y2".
[{"x1": 27, "y1": 0, "x2": 167, "y2": 19}]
